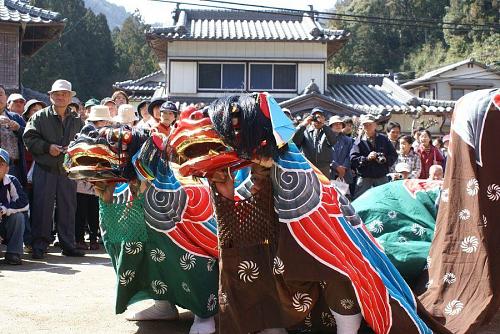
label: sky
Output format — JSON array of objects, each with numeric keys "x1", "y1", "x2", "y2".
[{"x1": 108, "y1": 0, "x2": 336, "y2": 25}]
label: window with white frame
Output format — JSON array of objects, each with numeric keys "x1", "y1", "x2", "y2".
[
  {"x1": 249, "y1": 64, "x2": 297, "y2": 91},
  {"x1": 198, "y1": 63, "x2": 245, "y2": 90}
]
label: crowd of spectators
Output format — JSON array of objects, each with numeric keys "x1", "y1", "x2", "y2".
[
  {"x1": 290, "y1": 109, "x2": 448, "y2": 200},
  {"x1": 0, "y1": 81, "x2": 449, "y2": 265}
]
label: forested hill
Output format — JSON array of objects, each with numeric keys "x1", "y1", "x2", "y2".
[
  {"x1": 83, "y1": 0, "x2": 129, "y2": 29},
  {"x1": 329, "y1": 0, "x2": 499, "y2": 77}
]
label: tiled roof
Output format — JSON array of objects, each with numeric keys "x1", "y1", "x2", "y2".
[
  {"x1": 401, "y1": 58, "x2": 495, "y2": 88},
  {"x1": 147, "y1": 8, "x2": 349, "y2": 42},
  {"x1": 113, "y1": 70, "x2": 165, "y2": 92},
  {"x1": 0, "y1": 0, "x2": 63, "y2": 24},
  {"x1": 327, "y1": 73, "x2": 455, "y2": 114}
]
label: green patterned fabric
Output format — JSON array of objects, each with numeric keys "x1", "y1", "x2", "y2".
[
  {"x1": 352, "y1": 180, "x2": 441, "y2": 285},
  {"x1": 100, "y1": 196, "x2": 219, "y2": 317}
]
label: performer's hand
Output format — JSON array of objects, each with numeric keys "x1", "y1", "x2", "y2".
[
  {"x1": 209, "y1": 170, "x2": 234, "y2": 199},
  {"x1": 94, "y1": 181, "x2": 116, "y2": 203},
  {"x1": 49, "y1": 144, "x2": 63, "y2": 157}
]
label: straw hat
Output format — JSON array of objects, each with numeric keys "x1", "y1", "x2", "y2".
[
  {"x1": 87, "y1": 105, "x2": 113, "y2": 122},
  {"x1": 48, "y1": 79, "x2": 76, "y2": 97},
  {"x1": 328, "y1": 115, "x2": 345, "y2": 126},
  {"x1": 114, "y1": 104, "x2": 139, "y2": 124}
]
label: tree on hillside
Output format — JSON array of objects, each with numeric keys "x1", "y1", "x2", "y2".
[
  {"x1": 22, "y1": 0, "x2": 115, "y2": 100},
  {"x1": 112, "y1": 12, "x2": 159, "y2": 81},
  {"x1": 329, "y1": 0, "x2": 448, "y2": 73}
]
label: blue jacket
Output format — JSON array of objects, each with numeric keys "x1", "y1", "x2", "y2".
[
  {"x1": 2, "y1": 109, "x2": 27, "y2": 186},
  {"x1": 330, "y1": 134, "x2": 354, "y2": 183},
  {"x1": 350, "y1": 133, "x2": 397, "y2": 178},
  {"x1": 0, "y1": 174, "x2": 29, "y2": 215}
]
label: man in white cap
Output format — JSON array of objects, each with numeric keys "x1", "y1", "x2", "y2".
[
  {"x1": 23, "y1": 79, "x2": 85, "y2": 259},
  {"x1": 0, "y1": 85, "x2": 27, "y2": 186},
  {"x1": 350, "y1": 114, "x2": 397, "y2": 198},
  {"x1": 7, "y1": 93, "x2": 26, "y2": 115}
]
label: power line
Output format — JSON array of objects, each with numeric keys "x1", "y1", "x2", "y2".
[
  {"x1": 147, "y1": 0, "x2": 499, "y2": 32},
  {"x1": 196, "y1": 0, "x2": 498, "y2": 29}
]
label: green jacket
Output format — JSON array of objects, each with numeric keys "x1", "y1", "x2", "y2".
[{"x1": 23, "y1": 105, "x2": 83, "y2": 175}]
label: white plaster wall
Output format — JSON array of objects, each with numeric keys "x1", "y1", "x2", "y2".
[
  {"x1": 169, "y1": 61, "x2": 197, "y2": 94},
  {"x1": 298, "y1": 63, "x2": 325, "y2": 94},
  {"x1": 168, "y1": 41, "x2": 327, "y2": 60}
]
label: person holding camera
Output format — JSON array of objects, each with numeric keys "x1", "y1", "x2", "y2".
[
  {"x1": 292, "y1": 107, "x2": 338, "y2": 177},
  {"x1": 23, "y1": 80, "x2": 84, "y2": 259},
  {"x1": 350, "y1": 114, "x2": 397, "y2": 199}
]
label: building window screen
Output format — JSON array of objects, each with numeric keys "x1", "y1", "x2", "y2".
[
  {"x1": 199, "y1": 63, "x2": 245, "y2": 90},
  {"x1": 250, "y1": 64, "x2": 296, "y2": 91}
]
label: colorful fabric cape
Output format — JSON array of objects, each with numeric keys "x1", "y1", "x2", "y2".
[
  {"x1": 100, "y1": 137, "x2": 219, "y2": 317},
  {"x1": 352, "y1": 179, "x2": 442, "y2": 285}
]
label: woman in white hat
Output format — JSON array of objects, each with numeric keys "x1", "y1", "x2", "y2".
[
  {"x1": 86, "y1": 105, "x2": 113, "y2": 129},
  {"x1": 114, "y1": 104, "x2": 139, "y2": 127}
]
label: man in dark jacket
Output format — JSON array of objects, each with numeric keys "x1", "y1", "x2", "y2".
[
  {"x1": 350, "y1": 114, "x2": 397, "y2": 199},
  {"x1": 23, "y1": 80, "x2": 84, "y2": 259},
  {"x1": 0, "y1": 86, "x2": 27, "y2": 186},
  {"x1": 292, "y1": 107, "x2": 338, "y2": 176}
]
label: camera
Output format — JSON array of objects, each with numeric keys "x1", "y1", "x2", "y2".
[
  {"x1": 375, "y1": 153, "x2": 387, "y2": 164},
  {"x1": 312, "y1": 115, "x2": 321, "y2": 122}
]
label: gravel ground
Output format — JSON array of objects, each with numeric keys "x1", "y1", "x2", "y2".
[{"x1": 1, "y1": 245, "x2": 498, "y2": 334}]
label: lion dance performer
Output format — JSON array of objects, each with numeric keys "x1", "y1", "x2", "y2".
[
  {"x1": 65, "y1": 123, "x2": 218, "y2": 334},
  {"x1": 169, "y1": 93, "x2": 450, "y2": 334},
  {"x1": 417, "y1": 89, "x2": 500, "y2": 333}
]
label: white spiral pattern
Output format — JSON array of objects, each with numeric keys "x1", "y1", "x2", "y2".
[
  {"x1": 182, "y1": 282, "x2": 191, "y2": 293},
  {"x1": 458, "y1": 209, "x2": 471, "y2": 221},
  {"x1": 444, "y1": 300, "x2": 464, "y2": 316},
  {"x1": 273, "y1": 256, "x2": 285, "y2": 275},
  {"x1": 237, "y1": 261, "x2": 259, "y2": 283},
  {"x1": 388, "y1": 210, "x2": 397, "y2": 219},
  {"x1": 206, "y1": 258, "x2": 216, "y2": 272},
  {"x1": 124, "y1": 242, "x2": 143, "y2": 255},
  {"x1": 487, "y1": 184, "x2": 500, "y2": 201},
  {"x1": 482, "y1": 215, "x2": 488, "y2": 227},
  {"x1": 207, "y1": 293, "x2": 217, "y2": 311},
  {"x1": 425, "y1": 256, "x2": 431, "y2": 269},
  {"x1": 151, "y1": 280, "x2": 168, "y2": 295},
  {"x1": 411, "y1": 223, "x2": 425, "y2": 237},
  {"x1": 180, "y1": 253, "x2": 196, "y2": 270},
  {"x1": 466, "y1": 178, "x2": 479, "y2": 196},
  {"x1": 319, "y1": 281, "x2": 327, "y2": 289},
  {"x1": 425, "y1": 279, "x2": 434, "y2": 289},
  {"x1": 321, "y1": 312, "x2": 335, "y2": 327},
  {"x1": 341, "y1": 298, "x2": 355, "y2": 310},
  {"x1": 367, "y1": 219, "x2": 384, "y2": 234},
  {"x1": 119, "y1": 270, "x2": 135, "y2": 286},
  {"x1": 441, "y1": 188, "x2": 449, "y2": 202},
  {"x1": 398, "y1": 236, "x2": 408, "y2": 243},
  {"x1": 460, "y1": 236, "x2": 479, "y2": 253},
  {"x1": 304, "y1": 313, "x2": 312, "y2": 328},
  {"x1": 443, "y1": 272, "x2": 457, "y2": 284},
  {"x1": 220, "y1": 292, "x2": 228, "y2": 304},
  {"x1": 292, "y1": 292, "x2": 312, "y2": 312},
  {"x1": 150, "y1": 249, "x2": 166, "y2": 262}
]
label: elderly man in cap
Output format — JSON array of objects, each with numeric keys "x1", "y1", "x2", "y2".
[
  {"x1": 329, "y1": 115, "x2": 354, "y2": 185},
  {"x1": 0, "y1": 148, "x2": 29, "y2": 265},
  {"x1": 0, "y1": 86, "x2": 27, "y2": 186},
  {"x1": 350, "y1": 114, "x2": 397, "y2": 199},
  {"x1": 23, "y1": 79, "x2": 85, "y2": 259},
  {"x1": 292, "y1": 107, "x2": 338, "y2": 176},
  {"x1": 7, "y1": 93, "x2": 26, "y2": 115}
]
